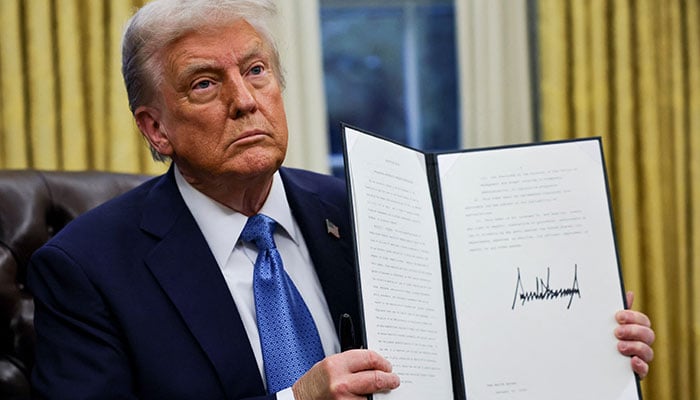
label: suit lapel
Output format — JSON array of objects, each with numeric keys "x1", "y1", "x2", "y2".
[
  {"x1": 139, "y1": 168, "x2": 265, "y2": 398},
  {"x1": 279, "y1": 168, "x2": 361, "y2": 339},
  {"x1": 135, "y1": 167, "x2": 361, "y2": 398}
]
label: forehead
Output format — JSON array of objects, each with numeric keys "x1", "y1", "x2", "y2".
[{"x1": 161, "y1": 20, "x2": 270, "y2": 73}]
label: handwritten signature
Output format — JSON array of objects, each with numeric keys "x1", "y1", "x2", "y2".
[{"x1": 511, "y1": 265, "x2": 581, "y2": 310}]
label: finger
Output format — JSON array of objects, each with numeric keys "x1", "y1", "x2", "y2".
[
  {"x1": 339, "y1": 349, "x2": 394, "y2": 373},
  {"x1": 346, "y1": 369, "x2": 401, "y2": 395},
  {"x1": 615, "y1": 309, "x2": 651, "y2": 328},
  {"x1": 617, "y1": 339, "x2": 655, "y2": 363},
  {"x1": 294, "y1": 353, "x2": 401, "y2": 399},
  {"x1": 631, "y1": 356, "x2": 649, "y2": 379},
  {"x1": 615, "y1": 322, "x2": 655, "y2": 345},
  {"x1": 626, "y1": 291, "x2": 634, "y2": 309}
]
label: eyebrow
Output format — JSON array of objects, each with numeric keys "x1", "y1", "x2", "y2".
[
  {"x1": 177, "y1": 62, "x2": 220, "y2": 83},
  {"x1": 238, "y1": 41, "x2": 267, "y2": 65},
  {"x1": 175, "y1": 40, "x2": 268, "y2": 83}
]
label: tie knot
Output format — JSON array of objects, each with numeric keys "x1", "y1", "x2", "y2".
[{"x1": 241, "y1": 214, "x2": 277, "y2": 251}]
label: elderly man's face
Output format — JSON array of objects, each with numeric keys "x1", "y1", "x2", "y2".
[{"x1": 138, "y1": 20, "x2": 288, "y2": 184}]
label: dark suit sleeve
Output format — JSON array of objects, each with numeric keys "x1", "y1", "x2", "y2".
[
  {"x1": 28, "y1": 244, "x2": 137, "y2": 400},
  {"x1": 28, "y1": 243, "x2": 283, "y2": 400}
]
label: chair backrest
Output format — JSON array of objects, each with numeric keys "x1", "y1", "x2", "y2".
[{"x1": 0, "y1": 170, "x2": 150, "y2": 399}]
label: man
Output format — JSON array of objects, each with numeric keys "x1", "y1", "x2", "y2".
[{"x1": 28, "y1": 0, "x2": 654, "y2": 399}]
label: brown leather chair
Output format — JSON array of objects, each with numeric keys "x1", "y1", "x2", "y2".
[{"x1": 0, "y1": 170, "x2": 150, "y2": 399}]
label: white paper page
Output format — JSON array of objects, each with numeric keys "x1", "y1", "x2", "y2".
[
  {"x1": 344, "y1": 127, "x2": 453, "y2": 400},
  {"x1": 438, "y1": 140, "x2": 638, "y2": 400}
]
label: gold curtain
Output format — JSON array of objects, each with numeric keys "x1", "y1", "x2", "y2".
[
  {"x1": 0, "y1": 0, "x2": 166, "y2": 174},
  {"x1": 538, "y1": 0, "x2": 699, "y2": 399}
]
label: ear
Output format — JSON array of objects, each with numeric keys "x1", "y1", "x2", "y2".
[{"x1": 134, "y1": 106, "x2": 173, "y2": 157}]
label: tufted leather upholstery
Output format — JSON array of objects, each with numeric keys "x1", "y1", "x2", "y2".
[{"x1": 0, "y1": 170, "x2": 150, "y2": 399}]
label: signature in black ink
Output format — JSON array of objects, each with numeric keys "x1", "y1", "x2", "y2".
[{"x1": 511, "y1": 265, "x2": 581, "y2": 310}]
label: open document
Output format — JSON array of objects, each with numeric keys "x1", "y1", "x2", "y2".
[{"x1": 342, "y1": 125, "x2": 641, "y2": 400}]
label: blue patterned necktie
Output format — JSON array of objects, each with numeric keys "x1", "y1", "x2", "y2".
[{"x1": 240, "y1": 214, "x2": 325, "y2": 393}]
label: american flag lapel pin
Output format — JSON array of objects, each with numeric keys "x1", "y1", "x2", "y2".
[{"x1": 325, "y1": 219, "x2": 340, "y2": 239}]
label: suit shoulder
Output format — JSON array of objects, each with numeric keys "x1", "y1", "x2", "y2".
[{"x1": 47, "y1": 176, "x2": 159, "y2": 247}]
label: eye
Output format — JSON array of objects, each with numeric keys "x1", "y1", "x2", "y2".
[
  {"x1": 193, "y1": 79, "x2": 213, "y2": 90},
  {"x1": 249, "y1": 65, "x2": 264, "y2": 76}
]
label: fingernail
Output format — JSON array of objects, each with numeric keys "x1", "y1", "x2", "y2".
[
  {"x1": 615, "y1": 311, "x2": 626, "y2": 323},
  {"x1": 614, "y1": 326, "x2": 624, "y2": 338}
]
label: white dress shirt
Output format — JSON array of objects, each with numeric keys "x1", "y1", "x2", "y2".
[{"x1": 174, "y1": 168, "x2": 340, "y2": 399}]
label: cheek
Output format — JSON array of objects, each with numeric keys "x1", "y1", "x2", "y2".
[
  {"x1": 169, "y1": 107, "x2": 228, "y2": 143},
  {"x1": 266, "y1": 95, "x2": 289, "y2": 140}
]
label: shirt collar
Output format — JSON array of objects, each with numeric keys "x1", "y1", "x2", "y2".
[{"x1": 174, "y1": 167, "x2": 299, "y2": 268}]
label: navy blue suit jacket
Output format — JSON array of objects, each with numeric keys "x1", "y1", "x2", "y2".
[{"x1": 28, "y1": 167, "x2": 360, "y2": 399}]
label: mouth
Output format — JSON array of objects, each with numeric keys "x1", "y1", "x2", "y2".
[{"x1": 234, "y1": 129, "x2": 268, "y2": 144}]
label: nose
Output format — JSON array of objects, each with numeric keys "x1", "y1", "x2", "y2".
[{"x1": 226, "y1": 74, "x2": 257, "y2": 119}]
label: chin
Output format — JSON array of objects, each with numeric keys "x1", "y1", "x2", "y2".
[{"x1": 231, "y1": 153, "x2": 284, "y2": 178}]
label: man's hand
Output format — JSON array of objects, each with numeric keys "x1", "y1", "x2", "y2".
[
  {"x1": 292, "y1": 349, "x2": 400, "y2": 400},
  {"x1": 615, "y1": 291, "x2": 655, "y2": 379}
]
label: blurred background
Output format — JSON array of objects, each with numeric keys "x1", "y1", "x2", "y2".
[{"x1": 0, "y1": 1, "x2": 697, "y2": 398}]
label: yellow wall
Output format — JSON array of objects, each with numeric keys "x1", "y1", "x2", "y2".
[
  {"x1": 0, "y1": 0, "x2": 165, "y2": 175},
  {"x1": 538, "y1": 1, "x2": 700, "y2": 399}
]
